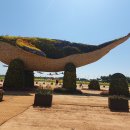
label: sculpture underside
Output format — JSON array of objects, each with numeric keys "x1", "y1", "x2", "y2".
[{"x1": 0, "y1": 34, "x2": 129, "y2": 72}]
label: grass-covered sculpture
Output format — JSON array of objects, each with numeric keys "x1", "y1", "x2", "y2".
[
  {"x1": 24, "y1": 70, "x2": 34, "y2": 90},
  {"x1": 0, "y1": 34, "x2": 129, "y2": 92},
  {"x1": 0, "y1": 34, "x2": 129, "y2": 59},
  {"x1": 109, "y1": 73, "x2": 129, "y2": 97},
  {"x1": 34, "y1": 88, "x2": 53, "y2": 107},
  {"x1": 3, "y1": 59, "x2": 25, "y2": 90},
  {"x1": 63, "y1": 63, "x2": 77, "y2": 91},
  {"x1": 88, "y1": 80, "x2": 100, "y2": 90},
  {"x1": 3, "y1": 59, "x2": 34, "y2": 91},
  {"x1": 53, "y1": 63, "x2": 80, "y2": 94},
  {"x1": 108, "y1": 73, "x2": 129, "y2": 112},
  {"x1": 108, "y1": 95, "x2": 129, "y2": 112},
  {"x1": 0, "y1": 34, "x2": 129, "y2": 72}
]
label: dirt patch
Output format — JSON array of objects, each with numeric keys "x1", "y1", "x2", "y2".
[
  {"x1": 0, "y1": 90, "x2": 130, "y2": 130},
  {"x1": 0, "y1": 91, "x2": 34, "y2": 125}
]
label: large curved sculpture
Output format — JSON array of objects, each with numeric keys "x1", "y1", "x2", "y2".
[{"x1": 0, "y1": 34, "x2": 129, "y2": 72}]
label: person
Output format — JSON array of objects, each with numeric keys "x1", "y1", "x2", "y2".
[
  {"x1": 55, "y1": 79, "x2": 59, "y2": 85},
  {"x1": 79, "y1": 83, "x2": 83, "y2": 89}
]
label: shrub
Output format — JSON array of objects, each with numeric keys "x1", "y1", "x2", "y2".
[
  {"x1": 36, "y1": 82, "x2": 38, "y2": 84},
  {"x1": 108, "y1": 95, "x2": 129, "y2": 112},
  {"x1": 109, "y1": 73, "x2": 129, "y2": 97},
  {"x1": 35, "y1": 88, "x2": 53, "y2": 95},
  {"x1": 88, "y1": 80, "x2": 100, "y2": 90},
  {"x1": 34, "y1": 88, "x2": 53, "y2": 107},
  {"x1": 0, "y1": 80, "x2": 3, "y2": 82},
  {"x1": 63, "y1": 63, "x2": 77, "y2": 91}
]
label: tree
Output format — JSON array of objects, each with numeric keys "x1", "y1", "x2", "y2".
[{"x1": 100, "y1": 75, "x2": 112, "y2": 83}]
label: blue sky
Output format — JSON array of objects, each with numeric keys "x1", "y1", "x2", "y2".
[{"x1": 0, "y1": 0, "x2": 130, "y2": 79}]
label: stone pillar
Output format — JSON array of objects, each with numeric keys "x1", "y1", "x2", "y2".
[{"x1": 63, "y1": 63, "x2": 77, "y2": 91}]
